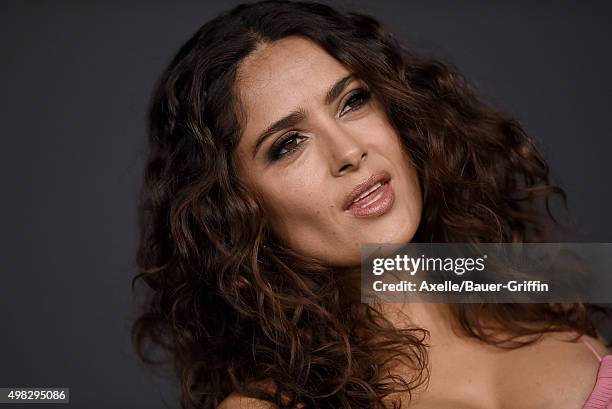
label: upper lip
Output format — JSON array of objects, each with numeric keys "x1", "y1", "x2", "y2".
[{"x1": 343, "y1": 171, "x2": 391, "y2": 210}]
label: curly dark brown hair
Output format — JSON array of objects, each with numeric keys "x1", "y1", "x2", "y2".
[{"x1": 131, "y1": 1, "x2": 607, "y2": 408}]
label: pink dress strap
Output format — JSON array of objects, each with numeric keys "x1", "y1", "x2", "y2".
[
  {"x1": 579, "y1": 335, "x2": 612, "y2": 409},
  {"x1": 581, "y1": 336, "x2": 604, "y2": 362}
]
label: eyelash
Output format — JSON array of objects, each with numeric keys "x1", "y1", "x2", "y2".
[{"x1": 268, "y1": 88, "x2": 372, "y2": 162}]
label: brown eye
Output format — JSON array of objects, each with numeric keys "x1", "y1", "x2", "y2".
[
  {"x1": 339, "y1": 89, "x2": 371, "y2": 117},
  {"x1": 268, "y1": 132, "x2": 307, "y2": 161},
  {"x1": 282, "y1": 136, "x2": 302, "y2": 152}
]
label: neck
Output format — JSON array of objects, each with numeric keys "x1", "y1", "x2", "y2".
[{"x1": 378, "y1": 302, "x2": 460, "y2": 340}]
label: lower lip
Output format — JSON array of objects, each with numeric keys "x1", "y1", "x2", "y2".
[{"x1": 345, "y1": 181, "x2": 395, "y2": 218}]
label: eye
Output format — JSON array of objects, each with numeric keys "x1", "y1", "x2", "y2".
[
  {"x1": 339, "y1": 88, "x2": 371, "y2": 117},
  {"x1": 268, "y1": 132, "x2": 308, "y2": 161}
]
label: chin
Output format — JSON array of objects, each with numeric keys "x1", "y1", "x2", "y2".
[{"x1": 364, "y1": 225, "x2": 417, "y2": 245}]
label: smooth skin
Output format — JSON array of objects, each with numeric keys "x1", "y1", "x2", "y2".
[{"x1": 223, "y1": 37, "x2": 611, "y2": 409}]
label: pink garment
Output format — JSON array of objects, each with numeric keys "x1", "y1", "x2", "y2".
[{"x1": 580, "y1": 336, "x2": 612, "y2": 409}]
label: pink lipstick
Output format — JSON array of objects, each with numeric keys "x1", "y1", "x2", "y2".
[{"x1": 344, "y1": 172, "x2": 394, "y2": 218}]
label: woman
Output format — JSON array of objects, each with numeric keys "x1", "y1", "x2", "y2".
[{"x1": 132, "y1": 1, "x2": 612, "y2": 408}]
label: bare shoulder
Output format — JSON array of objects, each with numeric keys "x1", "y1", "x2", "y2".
[
  {"x1": 498, "y1": 331, "x2": 609, "y2": 408},
  {"x1": 217, "y1": 393, "x2": 277, "y2": 409},
  {"x1": 580, "y1": 333, "x2": 612, "y2": 357}
]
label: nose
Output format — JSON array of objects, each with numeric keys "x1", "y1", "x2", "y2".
[{"x1": 326, "y1": 125, "x2": 368, "y2": 176}]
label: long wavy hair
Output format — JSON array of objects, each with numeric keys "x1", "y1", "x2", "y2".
[{"x1": 132, "y1": 1, "x2": 607, "y2": 408}]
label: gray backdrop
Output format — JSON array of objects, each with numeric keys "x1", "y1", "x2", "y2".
[{"x1": 1, "y1": 1, "x2": 611, "y2": 408}]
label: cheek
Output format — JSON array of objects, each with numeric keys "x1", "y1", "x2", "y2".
[
  {"x1": 256, "y1": 176, "x2": 325, "y2": 227},
  {"x1": 367, "y1": 116, "x2": 414, "y2": 168},
  {"x1": 357, "y1": 109, "x2": 402, "y2": 149},
  {"x1": 367, "y1": 116, "x2": 422, "y2": 212}
]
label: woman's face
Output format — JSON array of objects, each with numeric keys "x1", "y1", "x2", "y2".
[{"x1": 234, "y1": 37, "x2": 422, "y2": 266}]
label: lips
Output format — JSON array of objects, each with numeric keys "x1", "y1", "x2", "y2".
[{"x1": 343, "y1": 171, "x2": 392, "y2": 211}]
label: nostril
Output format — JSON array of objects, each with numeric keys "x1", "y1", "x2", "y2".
[{"x1": 338, "y1": 163, "x2": 353, "y2": 173}]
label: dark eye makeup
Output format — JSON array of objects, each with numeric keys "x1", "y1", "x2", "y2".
[
  {"x1": 339, "y1": 88, "x2": 371, "y2": 117},
  {"x1": 267, "y1": 88, "x2": 372, "y2": 162}
]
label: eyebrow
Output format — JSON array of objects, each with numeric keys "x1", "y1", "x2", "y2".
[{"x1": 251, "y1": 74, "x2": 355, "y2": 159}]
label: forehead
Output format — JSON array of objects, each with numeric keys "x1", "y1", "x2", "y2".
[{"x1": 235, "y1": 37, "x2": 350, "y2": 142}]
